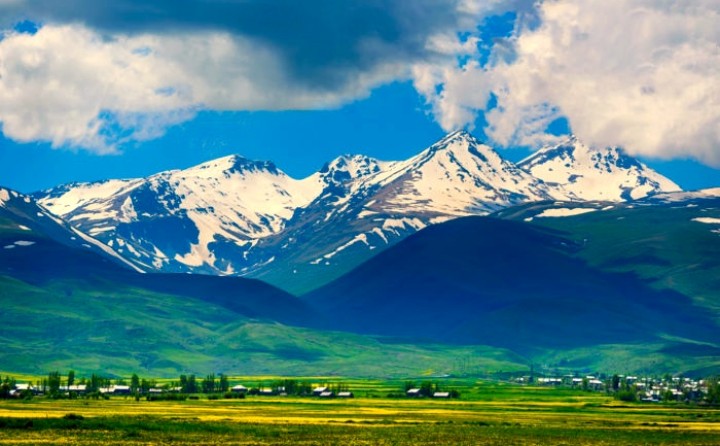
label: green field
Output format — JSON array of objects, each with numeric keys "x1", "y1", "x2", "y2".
[{"x1": 0, "y1": 382, "x2": 718, "y2": 445}]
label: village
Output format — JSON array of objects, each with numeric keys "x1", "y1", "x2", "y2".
[
  {"x1": 1, "y1": 372, "x2": 718, "y2": 404},
  {"x1": 520, "y1": 374, "x2": 714, "y2": 403}
]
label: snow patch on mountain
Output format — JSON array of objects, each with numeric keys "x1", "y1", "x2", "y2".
[
  {"x1": 536, "y1": 208, "x2": 597, "y2": 218},
  {"x1": 649, "y1": 188, "x2": 720, "y2": 203},
  {"x1": 322, "y1": 234, "x2": 370, "y2": 261},
  {"x1": 693, "y1": 217, "x2": 720, "y2": 224},
  {"x1": 11, "y1": 240, "x2": 35, "y2": 247},
  {"x1": 0, "y1": 189, "x2": 10, "y2": 206}
]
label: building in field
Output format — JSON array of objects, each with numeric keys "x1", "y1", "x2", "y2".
[
  {"x1": 312, "y1": 387, "x2": 328, "y2": 396},
  {"x1": 231, "y1": 385, "x2": 248, "y2": 394},
  {"x1": 406, "y1": 388, "x2": 421, "y2": 397}
]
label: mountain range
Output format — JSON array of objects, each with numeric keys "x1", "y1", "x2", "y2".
[
  {"x1": 34, "y1": 131, "x2": 680, "y2": 294},
  {"x1": 4, "y1": 131, "x2": 718, "y2": 377}
]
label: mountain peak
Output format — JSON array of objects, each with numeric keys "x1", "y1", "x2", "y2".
[
  {"x1": 519, "y1": 137, "x2": 680, "y2": 201},
  {"x1": 193, "y1": 154, "x2": 281, "y2": 176},
  {"x1": 422, "y1": 130, "x2": 502, "y2": 165},
  {"x1": 319, "y1": 154, "x2": 387, "y2": 186},
  {"x1": 434, "y1": 129, "x2": 478, "y2": 147}
]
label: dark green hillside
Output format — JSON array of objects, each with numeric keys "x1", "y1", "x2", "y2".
[
  {"x1": 305, "y1": 216, "x2": 719, "y2": 365},
  {"x1": 1, "y1": 273, "x2": 526, "y2": 377},
  {"x1": 495, "y1": 196, "x2": 720, "y2": 314},
  {"x1": 0, "y1": 220, "x2": 316, "y2": 326},
  {"x1": 0, "y1": 188, "x2": 524, "y2": 376}
]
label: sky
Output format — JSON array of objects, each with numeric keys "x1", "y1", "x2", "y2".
[{"x1": 0, "y1": 0, "x2": 718, "y2": 193}]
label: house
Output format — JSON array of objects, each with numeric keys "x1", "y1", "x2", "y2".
[
  {"x1": 337, "y1": 391, "x2": 354, "y2": 398},
  {"x1": 231, "y1": 385, "x2": 248, "y2": 394},
  {"x1": 258, "y1": 387, "x2": 275, "y2": 396},
  {"x1": 406, "y1": 388, "x2": 421, "y2": 397},
  {"x1": 319, "y1": 391, "x2": 334, "y2": 398},
  {"x1": 537, "y1": 378, "x2": 562, "y2": 385},
  {"x1": 110, "y1": 385, "x2": 131, "y2": 395},
  {"x1": 312, "y1": 386, "x2": 328, "y2": 396},
  {"x1": 433, "y1": 392, "x2": 450, "y2": 398},
  {"x1": 68, "y1": 385, "x2": 87, "y2": 394},
  {"x1": 148, "y1": 388, "x2": 165, "y2": 394},
  {"x1": 9, "y1": 383, "x2": 36, "y2": 397}
]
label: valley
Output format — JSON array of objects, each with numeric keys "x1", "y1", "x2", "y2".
[{"x1": 0, "y1": 380, "x2": 719, "y2": 445}]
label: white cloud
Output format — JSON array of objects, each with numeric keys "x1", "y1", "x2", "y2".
[
  {"x1": 0, "y1": 1, "x2": 520, "y2": 153},
  {"x1": 0, "y1": 24, "x2": 404, "y2": 152},
  {"x1": 415, "y1": 0, "x2": 720, "y2": 166}
]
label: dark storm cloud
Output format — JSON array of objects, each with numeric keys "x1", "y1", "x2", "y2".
[{"x1": 0, "y1": 0, "x2": 467, "y2": 89}]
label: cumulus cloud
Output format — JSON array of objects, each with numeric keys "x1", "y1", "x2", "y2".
[
  {"x1": 1, "y1": 0, "x2": 465, "y2": 89},
  {"x1": 0, "y1": 0, "x2": 509, "y2": 151},
  {"x1": 0, "y1": 24, "x2": 413, "y2": 151},
  {"x1": 416, "y1": 0, "x2": 720, "y2": 166}
]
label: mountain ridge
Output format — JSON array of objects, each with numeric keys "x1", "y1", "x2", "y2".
[
  {"x1": 519, "y1": 135, "x2": 681, "y2": 201},
  {"x1": 33, "y1": 131, "x2": 682, "y2": 293}
]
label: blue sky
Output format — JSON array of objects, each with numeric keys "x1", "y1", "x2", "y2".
[{"x1": 0, "y1": 1, "x2": 718, "y2": 193}]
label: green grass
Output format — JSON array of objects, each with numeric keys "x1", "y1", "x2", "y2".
[
  {"x1": 0, "y1": 383, "x2": 719, "y2": 444},
  {"x1": 0, "y1": 274, "x2": 527, "y2": 378}
]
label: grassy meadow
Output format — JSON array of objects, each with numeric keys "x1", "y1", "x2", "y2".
[{"x1": 0, "y1": 380, "x2": 718, "y2": 445}]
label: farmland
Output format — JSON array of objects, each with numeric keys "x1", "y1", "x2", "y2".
[{"x1": 0, "y1": 381, "x2": 718, "y2": 445}]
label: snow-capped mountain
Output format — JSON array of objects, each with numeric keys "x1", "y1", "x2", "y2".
[
  {"x1": 519, "y1": 136, "x2": 680, "y2": 201},
  {"x1": 239, "y1": 131, "x2": 562, "y2": 292},
  {"x1": 34, "y1": 131, "x2": 685, "y2": 293},
  {"x1": 0, "y1": 186, "x2": 140, "y2": 272},
  {"x1": 36, "y1": 155, "x2": 323, "y2": 274},
  {"x1": 355, "y1": 130, "x2": 557, "y2": 216}
]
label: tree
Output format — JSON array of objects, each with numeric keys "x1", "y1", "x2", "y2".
[
  {"x1": 179, "y1": 375, "x2": 198, "y2": 393},
  {"x1": 581, "y1": 377, "x2": 589, "y2": 392},
  {"x1": 612, "y1": 374, "x2": 620, "y2": 392},
  {"x1": 48, "y1": 371, "x2": 62, "y2": 397},
  {"x1": 420, "y1": 381, "x2": 437, "y2": 397},
  {"x1": 662, "y1": 390, "x2": 676, "y2": 402},
  {"x1": 705, "y1": 377, "x2": 720, "y2": 405},
  {"x1": 616, "y1": 389, "x2": 637, "y2": 402},
  {"x1": 88, "y1": 374, "x2": 100, "y2": 392},
  {"x1": 0, "y1": 376, "x2": 14, "y2": 399},
  {"x1": 202, "y1": 374, "x2": 216, "y2": 394},
  {"x1": 130, "y1": 374, "x2": 140, "y2": 393},
  {"x1": 529, "y1": 363, "x2": 535, "y2": 384},
  {"x1": 87, "y1": 374, "x2": 109, "y2": 393},
  {"x1": 219, "y1": 374, "x2": 229, "y2": 393},
  {"x1": 141, "y1": 379, "x2": 154, "y2": 394},
  {"x1": 67, "y1": 371, "x2": 75, "y2": 387}
]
